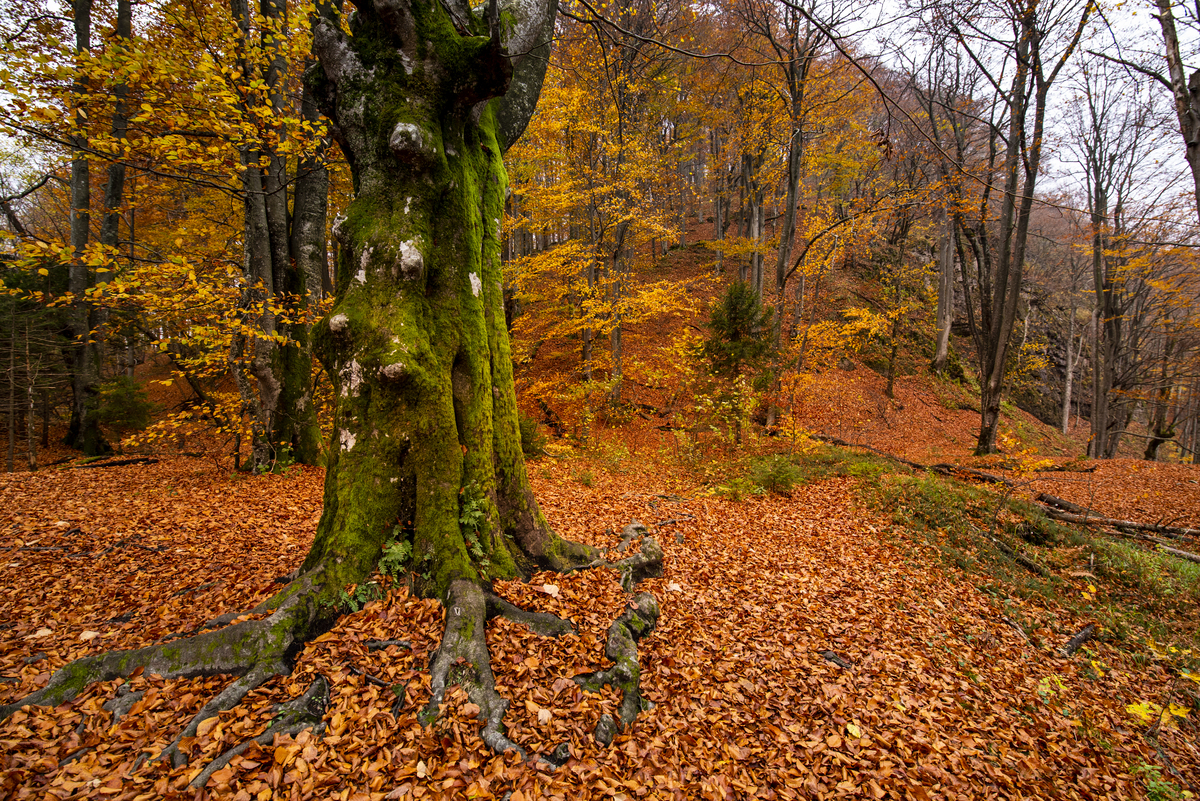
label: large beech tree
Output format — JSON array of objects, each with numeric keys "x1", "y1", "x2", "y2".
[{"x1": 0, "y1": 0, "x2": 662, "y2": 776}]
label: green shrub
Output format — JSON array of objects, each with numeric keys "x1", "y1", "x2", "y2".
[
  {"x1": 94, "y1": 376, "x2": 155, "y2": 431},
  {"x1": 701, "y1": 280, "x2": 774, "y2": 381},
  {"x1": 748, "y1": 454, "x2": 803, "y2": 495}
]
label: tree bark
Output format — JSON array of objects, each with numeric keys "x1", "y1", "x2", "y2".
[
  {"x1": 1157, "y1": 0, "x2": 1200, "y2": 225},
  {"x1": 931, "y1": 234, "x2": 954, "y2": 373},
  {"x1": 309, "y1": 0, "x2": 595, "y2": 597},
  {"x1": 228, "y1": 0, "x2": 326, "y2": 472},
  {"x1": 65, "y1": 0, "x2": 111, "y2": 456}
]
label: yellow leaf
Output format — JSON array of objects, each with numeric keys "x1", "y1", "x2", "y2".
[
  {"x1": 846, "y1": 722, "x2": 862, "y2": 738},
  {"x1": 37, "y1": 268, "x2": 48, "y2": 276}
]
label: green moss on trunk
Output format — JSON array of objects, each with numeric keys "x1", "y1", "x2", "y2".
[{"x1": 306, "y1": 0, "x2": 594, "y2": 600}]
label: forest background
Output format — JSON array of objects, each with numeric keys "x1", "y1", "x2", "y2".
[{"x1": 2, "y1": 0, "x2": 1200, "y2": 467}]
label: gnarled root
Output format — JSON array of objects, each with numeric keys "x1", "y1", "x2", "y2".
[
  {"x1": 574, "y1": 592, "x2": 660, "y2": 746},
  {"x1": 612, "y1": 536, "x2": 664, "y2": 592},
  {"x1": 150, "y1": 661, "x2": 284, "y2": 769},
  {"x1": 0, "y1": 565, "x2": 331, "y2": 772},
  {"x1": 188, "y1": 674, "x2": 329, "y2": 790},
  {"x1": 421, "y1": 579, "x2": 576, "y2": 759}
]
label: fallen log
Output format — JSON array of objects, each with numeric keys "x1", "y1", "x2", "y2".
[
  {"x1": 1100, "y1": 528, "x2": 1200, "y2": 565},
  {"x1": 1058, "y1": 623, "x2": 1096, "y2": 658},
  {"x1": 1036, "y1": 493, "x2": 1101, "y2": 517},
  {"x1": 929, "y1": 463, "x2": 1013, "y2": 487},
  {"x1": 72, "y1": 457, "x2": 159, "y2": 469},
  {"x1": 809, "y1": 435, "x2": 1020, "y2": 486},
  {"x1": 1040, "y1": 508, "x2": 1200, "y2": 541},
  {"x1": 808, "y1": 435, "x2": 925, "y2": 470}
]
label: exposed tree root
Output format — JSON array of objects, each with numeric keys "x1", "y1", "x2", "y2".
[
  {"x1": 365, "y1": 639, "x2": 412, "y2": 652},
  {"x1": 152, "y1": 661, "x2": 284, "y2": 768},
  {"x1": 2, "y1": 520, "x2": 668, "y2": 778},
  {"x1": 0, "y1": 564, "x2": 329, "y2": 730},
  {"x1": 188, "y1": 675, "x2": 329, "y2": 790},
  {"x1": 421, "y1": 579, "x2": 532, "y2": 757},
  {"x1": 617, "y1": 521, "x2": 648, "y2": 552},
  {"x1": 611, "y1": 536, "x2": 664, "y2": 592},
  {"x1": 420, "y1": 532, "x2": 665, "y2": 759},
  {"x1": 574, "y1": 592, "x2": 661, "y2": 746}
]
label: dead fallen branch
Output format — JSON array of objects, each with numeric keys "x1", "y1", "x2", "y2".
[
  {"x1": 1040, "y1": 508, "x2": 1200, "y2": 541},
  {"x1": 928, "y1": 463, "x2": 1013, "y2": 487},
  {"x1": 981, "y1": 532, "x2": 1052, "y2": 578},
  {"x1": 1001, "y1": 616, "x2": 1031, "y2": 643},
  {"x1": 72, "y1": 457, "x2": 159, "y2": 469},
  {"x1": 809, "y1": 435, "x2": 924, "y2": 470},
  {"x1": 810, "y1": 435, "x2": 1015, "y2": 486},
  {"x1": 1036, "y1": 493, "x2": 1101, "y2": 517},
  {"x1": 1100, "y1": 528, "x2": 1200, "y2": 565},
  {"x1": 1059, "y1": 624, "x2": 1096, "y2": 658}
]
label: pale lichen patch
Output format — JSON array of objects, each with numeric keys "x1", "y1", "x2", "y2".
[
  {"x1": 469, "y1": 272, "x2": 482, "y2": 297},
  {"x1": 340, "y1": 360, "x2": 364, "y2": 396},
  {"x1": 399, "y1": 240, "x2": 424, "y2": 280}
]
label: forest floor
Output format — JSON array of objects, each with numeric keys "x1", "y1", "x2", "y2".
[{"x1": 1, "y1": 402, "x2": 1199, "y2": 800}]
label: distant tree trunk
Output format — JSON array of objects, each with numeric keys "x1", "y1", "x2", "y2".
[
  {"x1": 931, "y1": 234, "x2": 954, "y2": 373},
  {"x1": 609, "y1": 242, "x2": 626, "y2": 403},
  {"x1": 581, "y1": 258, "x2": 595, "y2": 381},
  {"x1": 712, "y1": 131, "x2": 725, "y2": 275},
  {"x1": 25, "y1": 341, "x2": 36, "y2": 472},
  {"x1": 1061, "y1": 304, "x2": 1082, "y2": 435},
  {"x1": 99, "y1": 0, "x2": 131, "y2": 257},
  {"x1": 65, "y1": 0, "x2": 111, "y2": 456},
  {"x1": 230, "y1": 0, "x2": 325, "y2": 472},
  {"x1": 278, "y1": 69, "x2": 330, "y2": 466},
  {"x1": 1144, "y1": 339, "x2": 1176, "y2": 460},
  {"x1": 1088, "y1": 307, "x2": 1107, "y2": 457},
  {"x1": 6, "y1": 318, "x2": 14, "y2": 472},
  {"x1": 40, "y1": 390, "x2": 49, "y2": 449},
  {"x1": 1157, "y1": 0, "x2": 1200, "y2": 225}
]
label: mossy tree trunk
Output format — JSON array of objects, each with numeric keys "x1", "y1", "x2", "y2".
[{"x1": 306, "y1": 0, "x2": 594, "y2": 598}]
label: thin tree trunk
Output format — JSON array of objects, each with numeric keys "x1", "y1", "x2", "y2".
[
  {"x1": 1157, "y1": 0, "x2": 1200, "y2": 225},
  {"x1": 25, "y1": 327, "x2": 36, "y2": 472},
  {"x1": 6, "y1": 315, "x2": 14, "y2": 472},
  {"x1": 65, "y1": 0, "x2": 110, "y2": 456},
  {"x1": 1061, "y1": 304, "x2": 1079, "y2": 435},
  {"x1": 931, "y1": 234, "x2": 954, "y2": 373}
]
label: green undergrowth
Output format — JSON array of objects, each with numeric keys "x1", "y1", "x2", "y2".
[
  {"x1": 715, "y1": 444, "x2": 892, "y2": 499},
  {"x1": 859, "y1": 470, "x2": 1200, "y2": 660}
]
